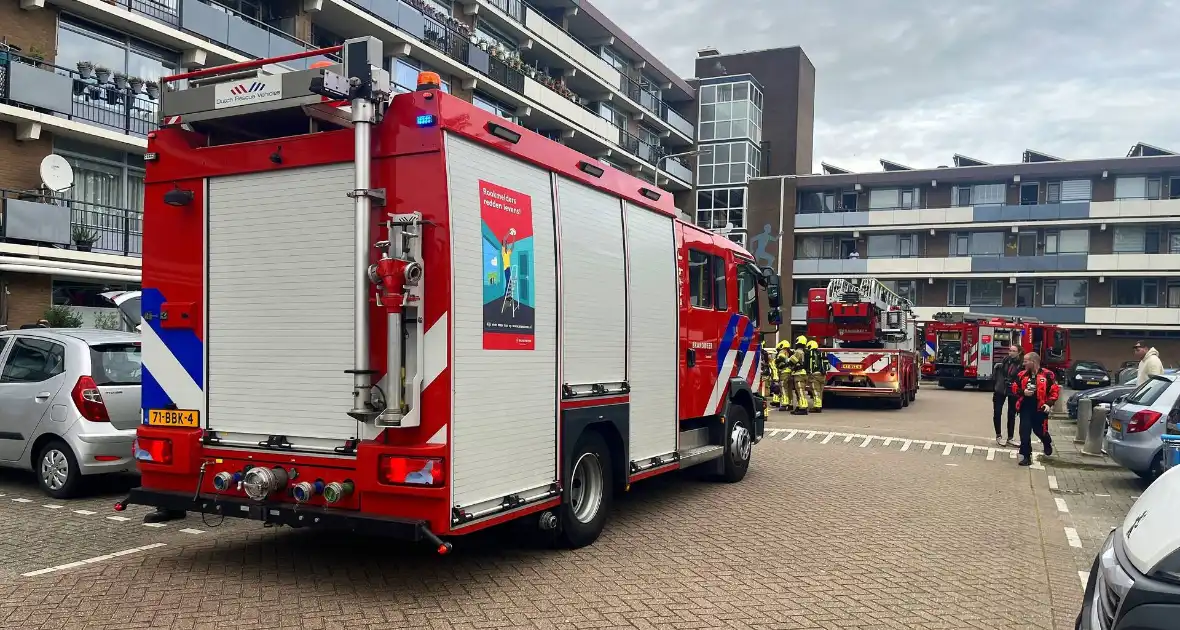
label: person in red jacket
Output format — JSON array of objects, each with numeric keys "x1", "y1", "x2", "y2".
[{"x1": 1010, "y1": 352, "x2": 1057, "y2": 466}]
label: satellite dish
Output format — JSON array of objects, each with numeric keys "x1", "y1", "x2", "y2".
[{"x1": 40, "y1": 155, "x2": 74, "y2": 193}]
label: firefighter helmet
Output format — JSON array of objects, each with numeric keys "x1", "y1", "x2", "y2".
[
  {"x1": 795, "y1": 335, "x2": 808, "y2": 346},
  {"x1": 807, "y1": 340, "x2": 819, "y2": 350},
  {"x1": 777, "y1": 339, "x2": 791, "y2": 350}
]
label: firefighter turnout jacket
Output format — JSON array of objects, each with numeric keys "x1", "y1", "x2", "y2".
[{"x1": 1010, "y1": 368, "x2": 1061, "y2": 412}]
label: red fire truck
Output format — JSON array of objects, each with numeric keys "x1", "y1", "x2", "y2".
[
  {"x1": 805, "y1": 277, "x2": 920, "y2": 409},
  {"x1": 920, "y1": 312, "x2": 1071, "y2": 389},
  {"x1": 115, "y1": 39, "x2": 784, "y2": 552}
]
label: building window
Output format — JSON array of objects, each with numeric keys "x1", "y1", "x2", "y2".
[
  {"x1": 797, "y1": 235, "x2": 857, "y2": 260},
  {"x1": 1016, "y1": 281, "x2": 1035, "y2": 307},
  {"x1": 1113, "y1": 226, "x2": 1162, "y2": 254},
  {"x1": 1045, "y1": 229, "x2": 1089, "y2": 254},
  {"x1": 880, "y1": 280, "x2": 918, "y2": 303},
  {"x1": 698, "y1": 81, "x2": 762, "y2": 143},
  {"x1": 1168, "y1": 281, "x2": 1180, "y2": 308},
  {"x1": 949, "y1": 279, "x2": 1002, "y2": 306},
  {"x1": 1170, "y1": 177, "x2": 1180, "y2": 200},
  {"x1": 865, "y1": 233, "x2": 918, "y2": 258},
  {"x1": 1053, "y1": 179, "x2": 1093, "y2": 202},
  {"x1": 1043, "y1": 279, "x2": 1088, "y2": 307},
  {"x1": 950, "y1": 231, "x2": 1004, "y2": 257},
  {"x1": 53, "y1": 279, "x2": 141, "y2": 308},
  {"x1": 841, "y1": 191, "x2": 858, "y2": 211},
  {"x1": 1045, "y1": 182, "x2": 1060, "y2": 203},
  {"x1": 598, "y1": 102, "x2": 628, "y2": 129},
  {"x1": 391, "y1": 57, "x2": 449, "y2": 94},
  {"x1": 951, "y1": 183, "x2": 1004, "y2": 207},
  {"x1": 867, "y1": 188, "x2": 920, "y2": 210},
  {"x1": 688, "y1": 249, "x2": 727, "y2": 310},
  {"x1": 1019, "y1": 182, "x2": 1039, "y2": 205},
  {"x1": 472, "y1": 91, "x2": 517, "y2": 123},
  {"x1": 600, "y1": 47, "x2": 629, "y2": 72},
  {"x1": 475, "y1": 20, "x2": 517, "y2": 52},
  {"x1": 1115, "y1": 176, "x2": 1165, "y2": 200},
  {"x1": 696, "y1": 187, "x2": 746, "y2": 231},
  {"x1": 54, "y1": 138, "x2": 145, "y2": 256},
  {"x1": 697, "y1": 141, "x2": 760, "y2": 187},
  {"x1": 1112, "y1": 278, "x2": 1159, "y2": 307},
  {"x1": 793, "y1": 280, "x2": 826, "y2": 305}
]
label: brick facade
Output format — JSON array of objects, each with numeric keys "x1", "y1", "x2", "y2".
[
  {"x1": 1, "y1": 272, "x2": 51, "y2": 328},
  {"x1": 0, "y1": 2, "x2": 58, "y2": 190}
]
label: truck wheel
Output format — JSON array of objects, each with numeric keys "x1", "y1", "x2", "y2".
[
  {"x1": 557, "y1": 431, "x2": 612, "y2": 549},
  {"x1": 901, "y1": 391, "x2": 910, "y2": 407},
  {"x1": 720, "y1": 405, "x2": 753, "y2": 483}
]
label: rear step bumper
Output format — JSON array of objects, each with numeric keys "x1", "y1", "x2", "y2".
[{"x1": 121, "y1": 488, "x2": 430, "y2": 540}]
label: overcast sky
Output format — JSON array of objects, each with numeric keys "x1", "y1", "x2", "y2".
[{"x1": 591, "y1": 0, "x2": 1180, "y2": 174}]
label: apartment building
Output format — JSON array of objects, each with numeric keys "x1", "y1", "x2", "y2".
[
  {"x1": 748, "y1": 143, "x2": 1180, "y2": 366},
  {"x1": 0, "y1": 0, "x2": 695, "y2": 327},
  {"x1": 681, "y1": 46, "x2": 815, "y2": 253}
]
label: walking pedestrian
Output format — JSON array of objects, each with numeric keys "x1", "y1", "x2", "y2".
[
  {"x1": 1134, "y1": 341, "x2": 1163, "y2": 384},
  {"x1": 992, "y1": 348, "x2": 1023, "y2": 446},
  {"x1": 1011, "y1": 351, "x2": 1057, "y2": 467}
]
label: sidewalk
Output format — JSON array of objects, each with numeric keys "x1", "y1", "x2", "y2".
[{"x1": 1045, "y1": 411, "x2": 1123, "y2": 470}]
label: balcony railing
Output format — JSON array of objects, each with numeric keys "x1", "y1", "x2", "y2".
[
  {"x1": 487, "y1": 57, "x2": 525, "y2": 94},
  {"x1": 1, "y1": 190, "x2": 142, "y2": 257},
  {"x1": 660, "y1": 102, "x2": 693, "y2": 139},
  {"x1": 618, "y1": 128, "x2": 658, "y2": 164},
  {"x1": 0, "y1": 51, "x2": 160, "y2": 137},
  {"x1": 485, "y1": 0, "x2": 525, "y2": 22},
  {"x1": 619, "y1": 73, "x2": 659, "y2": 116},
  {"x1": 661, "y1": 154, "x2": 692, "y2": 183}
]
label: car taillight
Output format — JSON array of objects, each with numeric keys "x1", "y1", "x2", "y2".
[
  {"x1": 71, "y1": 376, "x2": 109, "y2": 422},
  {"x1": 379, "y1": 455, "x2": 444, "y2": 487},
  {"x1": 133, "y1": 437, "x2": 172, "y2": 464},
  {"x1": 1128, "y1": 410, "x2": 1162, "y2": 433}
]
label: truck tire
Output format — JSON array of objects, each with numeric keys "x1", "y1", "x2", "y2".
[
  {"x1": 720, "y1": 405, "x2": 753, "y2": 483},
  {"x1": 557, "y1": 431, "x2": 613, "y2": 549}
]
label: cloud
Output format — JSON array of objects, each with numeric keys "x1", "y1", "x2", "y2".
[{"x1": 589, "y1": 0, "x2": 1180, "y2": 172}]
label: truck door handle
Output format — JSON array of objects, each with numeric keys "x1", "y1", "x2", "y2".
[
  {"x1": 35, "y1": 392, "x2": 51, "y2": 402},
  {"x1": 686, "y1": 348, "x2": 696, "y2": 368}
]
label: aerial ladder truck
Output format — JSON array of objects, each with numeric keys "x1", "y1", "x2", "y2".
[{"x1": 806, "y1": 277, "x2": 920, "y2": 410}]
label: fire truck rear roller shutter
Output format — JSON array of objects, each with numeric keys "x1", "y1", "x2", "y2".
[
  {"x1": 624, "y1": 202, "x2": 678, "y2": 462},
  {"x1": 444, "y1": 134, "x2": 558, "y2": 511}
]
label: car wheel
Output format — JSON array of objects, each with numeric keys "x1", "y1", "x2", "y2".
[
  {"x1": 720, "y1": 405, "x2": 753, "y2": 483},
  {"x1": 557, "y1": 431, "x2": 612, "y2": 549},
  {"x1": 1149, "y1": 452, "x2": 1165, "y2": 481},
  {"x1": 38, "y1": 440, "x2": 81, "y2": 499}
]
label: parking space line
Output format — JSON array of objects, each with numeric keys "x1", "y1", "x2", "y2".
[
  {"x1": 965, "y1": 445, "x2": 974, "y2": 455},
  {"x1": 11, "y1": 498, "x2": 31, "y2": 503},
  {"x1": 805, "y1": 431, "x2": 817, "y2": 440},
  {"x1": 843, "y1": 434, "x2": 854, "y2": 443},
  {"x1": 43, "y1": 504, "x2": 64, "y2": 510},
  {"x1": 820, "y1": 433, "x2": 834, "y2": 444},
  {"x1": 107, "y1": 516, "x2": 131, "y2": 522},
  {"x1": 859, "y1": 436, "x2": 873, "y2": 448},
  {"x1": 73, "y1": 510, "x2": 96, "y2": 515},
  {"x1": 179, "y1": 528, "x2": 205, "y2": 534},
  {"x1": 987, "y1": 448, "x2": 996, "y2": 461},
  {"x1": 923, "y1": 441, "x2": 933, "y2": 450},
  {"x1": 901, "y1": 440, "x2": 912, "y2": 452},
  {"x1": 1048, "y1": 476, "x2": 1059, "y2": 490},
  {"x1": 1065, "y1": 527, "x2": 1082, "y2": 548},
  {"x1": 1079, "y1": 571, "x2": 1089, "y2": 590},
  {"x1": 21, "y1": 543, "x2": 167, "y2": 578},
  {"x1": 882, "y1": 438, "x2": 893, "y2": 446},
  {"x1": 942, "y1": 444, "x2": 953, "y2": 456},
  {"x1": 782, "y1": 430, "x2": 797, "y2": 441},
  {"x1": 143, "y1": 523, "x2": 167, "y2": 528},
  {"x1": 1055, "y1": 498, "x2": 1070, "y2": 514}
]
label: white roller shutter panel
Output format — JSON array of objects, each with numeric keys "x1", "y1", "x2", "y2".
[
  {"x1": 557, "y1": 177, "x2": 627, "y2": 386},
  {"x1": 206, "y1": 164, "x2": 358, "y2": 450},
  {"x1": 1060, "y1": 179, "x2": 1092, "y2": 201},
  {"x1": 971, "y1": 183, "x2": 1005, "y2": 205},
  {"x1": 445, "y1": 134, "x2": 558, "y2": 511},
  {"x1": 1115, "y1": 177, "x2": 1145, "y2": 200},
  {"x1": 625, "y1": 203, "x2": 678, "y2": 462},
  {"x1": 868, "y1": 188, "x2": 898, "y2": 209}
]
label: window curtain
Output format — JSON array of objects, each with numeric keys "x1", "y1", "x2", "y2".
[
  {"x1": 1113, "y1": 227, "x2": 1145, "y2": 253},
  {"x1": 64, "y1": 156, "x2": 121, "y2": 249},
  {"x1": 868, "y1": 189, "x2": 898, "y2": 209},
  {"x1": 1115, "y1": 177, "x2": 1145, "y2": 200},
  {"x1": 971, "y1": 184, "x2": 1005, "y2": 205}
]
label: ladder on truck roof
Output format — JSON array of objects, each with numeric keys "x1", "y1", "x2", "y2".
[
  {"x1": 827, "y1": 277, "x2": 913, "y2": 313},
  {"x1": 931, "y1": 311, "x2": 1040, "y2": 324}
]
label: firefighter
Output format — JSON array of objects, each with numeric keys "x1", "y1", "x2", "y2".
[
  {"x1": 1010, "y1": 351, "x2": 1057, "y2": 466},
  {"x1": 759, "y1": 344, "x2": 775, "y2": 404},
  {"x1": 806, "y1": 339, "x2": 829, "y2": 413},
  {"x1": 788, "y1": 335, "x2": 811, "y2": 415},
  {"x1": 774, "y1": 339, "x2": 793, "y2": 411}
]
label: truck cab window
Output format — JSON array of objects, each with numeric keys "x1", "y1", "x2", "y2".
[
  {"x1": 738, "y1": 264, "x2": 759, "y2": 321},
  {"x1": 712, "y1": 254, "x2": 728, "y2": 311},
  {"x1": 688, "y1": 249, "x2": 713, "y2": 308}
]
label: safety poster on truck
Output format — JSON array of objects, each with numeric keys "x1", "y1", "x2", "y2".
[{"x1": 479, "y1": 180, "x2": 536, "y2": 351}]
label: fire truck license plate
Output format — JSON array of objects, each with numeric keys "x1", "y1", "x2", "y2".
[
  {"x1": 842, "y1": 364, "x2": 863, "y2": 371},
  {"x1": 147, "y1": 409, "x2": 200, "y2": 427}
]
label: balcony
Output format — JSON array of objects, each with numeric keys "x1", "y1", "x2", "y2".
[
  {"x1": 1, "y1": 190, "x2": 142, "y2": 258},
  {"x1": 1086, "y1": 308, "x2": 1180, "y2": 326},
  {"x1": 619, "y1": 73, "x2": 659, "y2": 117},
  {"x1": 1089, "y1": 253, "x2": 1180, "y2": 272},
  {"x1": 792, "y1": 256, "x2": 973, "y2": 276},
  {"x1": 177, "y1": 0, "x2": 337, "y2": 70},
  {"x1": 483, "y1": 0, "x2": 524, "y2": 22},
  {"x1": 0, "y1": 51, "x2": 159, "y2": 147},
  {"x1": 619, "y1": 128, "x2": 658, "y2": 165},
  {"x1": 969, "y1": 254, "x2": 1088, "y2": 273},
  {"x1": 522, "y1": 6, "x2": 620, "y2": 90},
  {"x1": 1090, "y1": 198, "x2": 1180, "y2": 219},
  {"x1": 972, "y1": 202, "x2": 1089, "y2": 223},
  {"x1": 660, "y1": 154, "x2": 692, "y2": 185},
  {"x1": 660, "y1": 102, "x2": 693, "y2": 139}
]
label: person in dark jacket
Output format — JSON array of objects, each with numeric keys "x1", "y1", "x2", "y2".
[
  {"x1": 1011, "y1": 351, "x2": 1058, "y2": 466},
  {"x1": 992, "y1": 348, "x2": 1023, "y2": 446}
]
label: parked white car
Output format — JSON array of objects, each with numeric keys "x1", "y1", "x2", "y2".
[{"x1": 0, "y1": 329, "x2": 141, "y2": 498}]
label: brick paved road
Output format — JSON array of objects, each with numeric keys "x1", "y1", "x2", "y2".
[{"x1": 0, "y1": 387, "x2": 1138, "y2": 629}]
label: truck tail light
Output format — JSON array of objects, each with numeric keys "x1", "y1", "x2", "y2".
[
  {"x1": 1128, "y1": 410, "x2": 1162, "y2": 433},
  {"x1": 134, "y1": 437, "x2": 172, "y2": 464},
  {"x1": 379, "y1": 455, "x2": 444, "y2": 487},
  {"x1": 965, "y1": 366, "x2": 978, "y2": 377},
  {"x1": 72, "y1": 375, "x2": 110, "y2": 422}
]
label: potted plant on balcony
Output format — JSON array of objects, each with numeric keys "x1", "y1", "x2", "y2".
[
  {"x1": 25, "y1": 47, "x2": 47, "y2": 69},
  {"x1": 112, "y1": 72, "x2": 128, "y2": 90},
  {"x1": 76, "y1": 60, "x2": 95, "y2": 79},
  {"x1": 72, "y1": 224, "x2": 99, "y2": 252},
  {"x1": 94, "y1": 65, "x2": 111, "y2": 84},
  {"x1": 128, "y1": 76, "x2": 144, "y2": 94},
  {"x1": 145, "y1": 80, "x2": 160, "y2": 99},
  {"x1": 43, "y1": 304, "x2": 84, "y2": 329}
]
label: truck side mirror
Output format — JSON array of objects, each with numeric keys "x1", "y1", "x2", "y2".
[
  {"x1": 767, "y1": 307, "x2": 783, "y2": 326},
  {"x1": 762, "y1": 267, "x2": 782, "y2": 309}
]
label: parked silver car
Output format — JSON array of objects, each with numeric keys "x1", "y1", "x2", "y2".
[
  {"x1": 1105, "y1": 374, "x2": 1179, "y2": 481},
  {"x1": 0, "y1": 329, "x2": 141, "y2": 498}
]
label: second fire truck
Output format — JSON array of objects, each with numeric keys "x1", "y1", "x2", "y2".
[
  {"x1": 805, "y1": 277, "x2": 920, "y2": 409},
  {"x1": 921, "y1": 312, "x2": 1072, "y2": 389}
]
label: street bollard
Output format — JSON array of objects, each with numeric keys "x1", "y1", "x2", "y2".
[
  {"x1": 1082, "y1": 406, "x2": 1107, "y2": 456},
  {"x1": 1076, "y1": 398, "x2": 1092, "y2": 444}
]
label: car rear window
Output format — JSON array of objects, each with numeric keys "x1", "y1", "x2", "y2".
[
  {"x1": 1077, "y1": 361, "x2": 1104, "y2": 371},
  {"x1": 1127, "y1": 375, "x2": 1174, "y2": 406},
  {"x1": 91, "y1": 343, "x2": 142, "y2": 386}
]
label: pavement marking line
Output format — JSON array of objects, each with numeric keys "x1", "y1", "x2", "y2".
[
  {"x1": 820, "y1": 433, "x2": 834, "y2": 444},
  {"x1": 766, "y1": 428, "x2": 783, "y2": 436},
  {"x1": 965, "y1": 445, "x2": 974, "y2": 455},
  {"x1": 782, "y1": 430, "x2": 798, "y2": 441},
  {"x1": 1065, "y1": 528, "x2": 1082, "y2": 548},
  {"x1": 1079, "y1": 571, "x2": 1090, "y2": 590},
  {"x1": 923, "y1": 441, "x2": 933, "y2": 451},
  {"x1": 21, "y1": 543, "x2": 167, "y2": 578},
  {"x1": 843, "y1": 434, "x2": 855, "y2": 443},
  {"x1": 179, "y1": 528, "x2": 205, "y2": 535},
  {"x1": 805, "y1": 431, "x2": 817, "y2": 440},
  {"x1": 942, "y1": 444, "x2": 953, "y2": 456},
  {"x1": 859, "y1": 436, "x2": 873, "y2": 448},
  {"x1": 946, "y1": 463, "x2": 958, "y2": 467},
  {"x1": 73, "y1": 510, "x2": 96, "y2": 516},
  {"x1": 1096, "y1": 494, "x2": 1110, "y2": 497},
  {"x1": 987, "y1": 448, "x2": 996, "y2": 461},
  {"x1": 43, "y1": 505, "x2": 64, "y2": 510},
  {"x1": 1048, "y1": 476, "x2": 1059, "y2": 490},
  {"x1": 882, "y1": 438, "x2": 893, "y2": 446},
  {"x1": 1055, "y1": 498, "x2": 1070, "y2": 514},
  {"x1": 11, "y1": 498, "x2": 32, "y2": 503},
  {"x1": 106, "y1": 516, "x2": 131, "y2": 522},
  {"x1": 1010, "y1": 451, "x2": 1018, "y2": 459},
  {"x1": 143, "y1": 523, "x2": 167, "y2": 528},
  {"x1": 901, "y1": 440, "x2": 912, "y2": 452}
]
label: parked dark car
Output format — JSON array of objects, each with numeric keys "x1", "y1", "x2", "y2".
[
  {"x1": 1066, "y1": 369, "x2": 1180, "y2": 419},
  {"x1": 1068, "y1": 360, "x2": 1112, "y2": 390}
]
